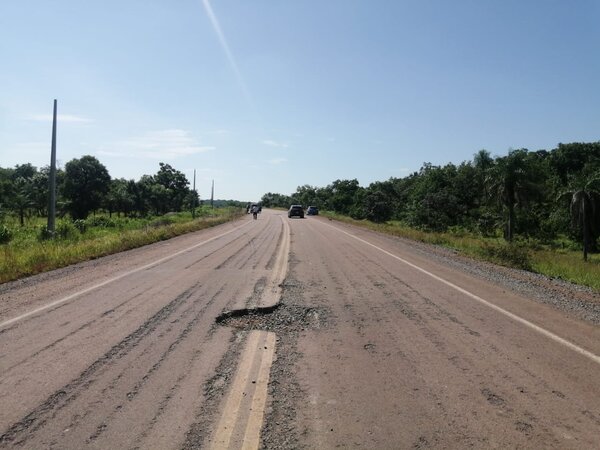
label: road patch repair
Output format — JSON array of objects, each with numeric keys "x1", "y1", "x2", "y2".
[
  {"x1": 208, "y1": 329, "x2": 276, "y2": 450},
  {"x1": 189, "y1": 217, "x2": 330, "y2": 449},
  {"x1": 202, "y1": 293, "x2": 329, "y2": 450}
]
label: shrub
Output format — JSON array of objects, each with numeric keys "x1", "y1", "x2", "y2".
[
  {"x1": 482, "y1": 242, "x2": 532, "y2": 270},
  {"x1": 55, "y1": 220, "x2": 79, "y2": 240},
  {"x1": 38, "y1": 226, "x2": 54, "y2": 241},
  {"x1": 38, "y1": 221, "x2": 79, "y2": 241},
  {"x1": 73, "y1": 219, "x2": 87, "y2": 233},
  {"x1": 0, "y1": 225, "x2": 13, "y2": 244},
  {"x1": 86, "y1": 216, "x2": 116, "y2": 228},
  {"x1": 149, "y1": 217, "x2": 174, "y2": 228}
]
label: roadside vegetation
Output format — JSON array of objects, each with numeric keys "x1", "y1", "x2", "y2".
[
  {"x1": 0, "y1": 207, "x2": 243, "y2": 284},
  {"x1": 0, "y1": 157, "x2": 246, "y2": 284},
  {"x1": 262, "y1": 142, "x2": 600, "y2": 291}
]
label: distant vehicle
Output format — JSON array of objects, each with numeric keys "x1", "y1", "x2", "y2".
[
  {"x1": 306, "y1": 206, "x2": 319, "y2": 215},
  {"x1": 288, "y1": 205, "x2": 304, "y2": 218},
  {"x1": 248, "y1": 203, "x2": 262, "y2": 214}
]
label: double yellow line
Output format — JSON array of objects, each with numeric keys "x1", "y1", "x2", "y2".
[{"x1": 210, "y1": 331, "x2": 277, "y2": 450}]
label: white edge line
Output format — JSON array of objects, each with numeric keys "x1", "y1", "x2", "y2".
[
  {"x1": 0, "y1": 220, "x2": 252, "y2": 330},
  {"x1": 322, "y1": 221, "x2": 600, "y2": 366}
]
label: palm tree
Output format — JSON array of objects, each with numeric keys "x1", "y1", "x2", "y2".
[
  {"x1": 486, "y1": 149, "x2": 541, "y2": 241},
  {"x1": 11, "y1": 178, "x2": 34, "y2": 226},
  {"x1": 473, "y1": 149, "x2": 493, "y2": 199},
  {"x1": 563, "y1": 176, "x2": 600, "y2": 261}
]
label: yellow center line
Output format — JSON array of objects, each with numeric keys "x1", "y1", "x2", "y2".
[
  {"x1": 211, "y1": 332, "x2": 261, "y2": 449},
  {"x1": 241, "y1": 332, "x2": 276, "y2": 450},
  {"x1": 211, "y1": 331, "x2": 276, "y2": 450}
]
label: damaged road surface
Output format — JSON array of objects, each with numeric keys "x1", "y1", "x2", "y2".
[
  {"x1": 0, "y1": 211, "x2": 289, "y2": 450},
  {"x1": 2, "y1": 208, "x2": 600, "y2": 449}
]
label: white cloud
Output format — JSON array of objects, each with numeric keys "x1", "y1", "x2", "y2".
[
  {"x1": 100, "y1": 129, "x2": 214, "y2": 159},
  {"x1": 27, "y1": 114, "x2": 93, "y2": 123},
  {"x1": 262, "y1": 139, "x2": 289, "y2": 148},
  {"x1": 267, "y1": 157, "x2": 287, "y2": 165}
]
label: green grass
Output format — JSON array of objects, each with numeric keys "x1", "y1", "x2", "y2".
[
  {"x1": 322, "y1": 211, "x2": 600, "y2": 292},
  {"x1": 0, "y1": 207, "x2": 244, "y2": 284}
]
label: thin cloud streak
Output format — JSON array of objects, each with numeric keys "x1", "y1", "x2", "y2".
[
  {"x1": 100, "y1": 129, "x2": 214, "y2": 160},
  {"x1": 267, "y1": 157, "x2": 287, "y2": 165},
  {"x1": 262, "y1": 139, "x2": 289, "y2": 149},
  {"x1": 202, "y1": 0, "x2": 252, "y2": 105}
]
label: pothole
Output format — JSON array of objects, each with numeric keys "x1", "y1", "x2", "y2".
[
  {"x1": 216, "y1": 302, "x2": 328, "y2": 333},
  {"x1": 187, "y1": 274, "x2": 330, "y2": 449}
]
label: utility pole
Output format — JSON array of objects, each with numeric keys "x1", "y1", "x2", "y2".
[
  {"x1": 47, "y1": 99, "x2": 57, "y2": 234},
  {"x1": 211, "y1": 179, "x2": 214, "y2": 208},
  {"x1": 192, "y1": 169, "x2": 196, "y2": 218}
]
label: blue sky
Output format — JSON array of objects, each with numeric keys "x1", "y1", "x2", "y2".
[{"x1": 1, "y1": 1, "x2": 599, "y2": 201}]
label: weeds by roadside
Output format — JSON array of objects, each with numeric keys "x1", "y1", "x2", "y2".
[{"x1": 0, "y1": 207, "x2": 244, "y2": 284}]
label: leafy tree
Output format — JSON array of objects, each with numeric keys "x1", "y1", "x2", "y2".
[
  {"x1": 404, "y1": 163, "x2": 465, "y2": 231},
  {"x1": 154, "y1": 163, "x2": 190, "y2": 212},
  {"x1": 261, "y1": 192, "x2": 291, "y2": 208},
  {"x1": 63, "y1": 155, "x2": 111, "y2": 219},
  {"x1": 148, "y1": 183, "x2": 171, "y2": 216},
  {"x1": 291, "y1": 185, "x2": 319, "y2": 208},
  {"x1": 128, "y1": 178, "x2": 151, "y2": 217},
  {"x1": 363, "y1": 183, "x2": 393, "y2": 223},
  {"x1": 184, "y1": 189, "x2": 200, "y2": 213},
  {"x1": 0, "y1": 167, "x2": 16, "y2": 219},
  {"x1": 327, "y1": 179, "x2": 362, "y2": 215},
  {"x1": 13, "y1": 163, "x2": 37, "y2": 180},
  {"x1": 105, "y1": 178, "x2": 134, "y2": 217},
  {"x1": 549, "y1": 142, "x2": 600, "y2": 184}
]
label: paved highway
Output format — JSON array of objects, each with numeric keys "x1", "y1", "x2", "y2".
[{"x1": 1, "y1": 209, "x2": 598, "y2": 449}]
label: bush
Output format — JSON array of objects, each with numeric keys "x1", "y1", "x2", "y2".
[
  {"x1": 73, "y1": 219, "x2": 87, "y2": 233},
  {"x1": 38, "y1": 221, "x2": 79, "y2": 241},
  {"x1": 482, "y1": 242, "x2": 532, "y2": 270},
  {"x1": 38, "y1": 226, "x2": 54, "y2": 241},
  {"x1": 55, "y1": 221, "x2": 79, "y2": 240},
  {"x1": 86, "y1": 216, "x2": 116, "y2": 228},
  {"x1": 0, "y1": 225, "x2": 13, "y2": 244},
  {"x1": 149, "y1": 217, "x2": 174, "y2": 228}
]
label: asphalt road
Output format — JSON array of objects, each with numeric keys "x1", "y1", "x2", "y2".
[{"x1": 1, "y1": 209, "x2": 599, "y2": 449}]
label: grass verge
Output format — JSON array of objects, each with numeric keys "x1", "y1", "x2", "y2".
[
  {"x1": 0, "y1": 208, "x2": 244, "y2": 284},
  {"x1": 322, "y1": 212, "x2": 600, "y2": 292}
]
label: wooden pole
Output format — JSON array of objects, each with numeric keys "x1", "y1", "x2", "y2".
[
  {"x1": 47, "y1": 99, "x2": 57, "y2": 234},
  {"x1": 192, "y1": 169, "x2": 196, "y2": 218}
]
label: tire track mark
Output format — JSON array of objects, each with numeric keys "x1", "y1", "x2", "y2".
[
  {"x1": 86, "y1": 285, "x2": 227, "y2": 444},
  {"x1": 0, "y1": 282, "x2": 201, "y2": 447}
]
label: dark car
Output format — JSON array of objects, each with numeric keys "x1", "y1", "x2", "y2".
[
  {"x1": 306, "y1": 206, "x2": 319, "y2": 215},
  {"x1": 288, "y1": 205, "x2": 304, "y2": 218}
]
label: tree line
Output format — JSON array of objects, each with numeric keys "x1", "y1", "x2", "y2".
[
  {"x1": 0, "y1": 156, "x2": 200, "y2": 222},
  {"x1": 262, "y1": 142, "x2": 600, "y2": 259}
]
